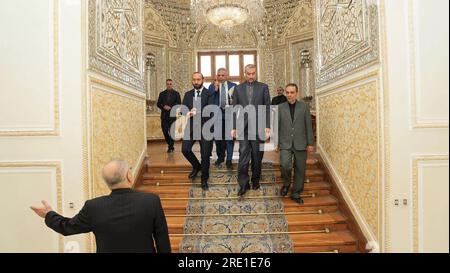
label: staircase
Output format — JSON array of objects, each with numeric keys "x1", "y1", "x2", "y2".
[{"x1": 134, "y1": 154, "x2": 359, "y2": 253}]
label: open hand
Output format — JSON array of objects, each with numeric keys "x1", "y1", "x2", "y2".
[{"x1": 30, "y1": 200, "x2": 53, "y2": 218}]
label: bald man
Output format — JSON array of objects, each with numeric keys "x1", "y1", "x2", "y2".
[{"x1": 30, "y1": 159, "x2": 171, "y2": 253}]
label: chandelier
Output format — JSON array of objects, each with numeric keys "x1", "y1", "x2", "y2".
[{"x1": 191, "y1": 0, "x2": 266, "y2": 31}]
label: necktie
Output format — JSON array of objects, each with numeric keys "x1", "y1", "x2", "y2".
[
  {"x1": 196, "y1": 90, "x2": 200, "y2": 100},
  {"x1": 247, "y1": 84, "x2": 254, "y2": 104},
  {"x1": 220, "y1": 84, "x2": 226, "y2": 109}
]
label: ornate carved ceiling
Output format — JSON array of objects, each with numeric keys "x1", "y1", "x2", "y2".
[{"x1": 145, "y1": 0, "x2": 312, "y2": 47}]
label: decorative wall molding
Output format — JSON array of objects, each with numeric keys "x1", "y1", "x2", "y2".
[
  {"x1": 407, "y1": 1, "x2": 449, "y2": 129},
  {"x1": 315, "y1": 0, "x2": 380, "y2": 88},
  {"x1": 411, "y1": 155, "x2": 449, "y2": 253},
  {"x1": 0, "y1": 0, "x2": 60, "y2": 137},
  {"x1": 0, "y1": 161, "x2": 63, "y2": 252},
  {"x1": 88, "y1": 0, "x2": 145, "y2": 91},
  {"x1": 288, "y1": 39, "x2": 314, "y2": 91}
]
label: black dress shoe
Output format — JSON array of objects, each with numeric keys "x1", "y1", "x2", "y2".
[
  {"x1": 226, "y1": 160, "x2": 233, "y2": 170},
  {"x1": 237, "y1": 184, "x2": 250, "y2": 197},
  {"x1": 252, "y1": 182, "x2": 260, "y2": 190},
  {"x1": 201, "y1": 181, "x2": 209, "y2": 191},
  {"x1": 290, "y1": 196, "x2": 304, "y2": 204},
  {"x1": 188, "y1": 167, "x2": 201, "y2": 179},
  {"x1": 214, "y1": 159, "x2": 224, "y2": 166},
  {"x1": 280, "y1": 185, "x2": 290, "y2": 196}
]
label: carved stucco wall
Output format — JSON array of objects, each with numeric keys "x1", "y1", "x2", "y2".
[
  {"x1": 289, "y1": 39, "x2": 315, "y2": 98},
  {"x1": 318, "y1": 79, "x2": 380, "y2": 240},
  {"x1": 315, "y1": 0, "x2": 379, "y2": 87},
  {"x1": 196, "y1": 25, "x2": 258, "y2": 50},
  {"x1": 88, "y1": 0, "x2": 145, "y2": 91},
  {"x1": 91, "y1": 86, "x2": 146, "y2": 197},
  {"x1": 262, "y1": 0, "x2": 314, "y2": 95},
  {"x1": 88, "y1": 0, "x2": 147, "y2": 198}
]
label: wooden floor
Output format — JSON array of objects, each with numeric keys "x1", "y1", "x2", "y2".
[
  {"x1": 137, "y1": 140, "x2": 359, "y2": 253},
  {"x1": 146, "y1": 140, "x2": 283, "y2": 166}
]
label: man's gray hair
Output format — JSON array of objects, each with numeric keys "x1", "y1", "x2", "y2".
[
  {"x1": 102, "y1": 159, "x2": 129, "y2": 187},
  {"x1": 244, "y1": 64, "x2": 257, "y2": 72}
]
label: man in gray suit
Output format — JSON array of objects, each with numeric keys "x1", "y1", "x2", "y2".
[
  {"x1": 231, "y1": 64, "x2": 271, "y2": 197},
  {"x1": 277, "y1": 83, "x2": 314, "y2": 204}
]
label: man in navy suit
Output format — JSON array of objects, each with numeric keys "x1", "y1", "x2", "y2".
[
  {"x1": 208, "y1": 68, "x2": 237, "y2": 170},
  {"x1": 181, "y1": 72, "x2": 215, "y2": 190},
  {"x1": 231, "y1": 64, "x2": 271, "y2": 197}
]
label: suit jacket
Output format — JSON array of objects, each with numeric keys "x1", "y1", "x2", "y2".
[
  {"x1": 277, "y1": 101, "x2": 314, "y2": 151},
  {"x1": 182, "y1": 87, "x2": 215, "y2": 126},
  {"x1": 45, "y1": 188, "x2": 171, "y2": 253},
  {"x1": 157, "y1": 89, "x2": 181, "y2": 120},
  {"x1": 208, "y1": 81, "x2": 237, "y2": 108},
  {"x1": 232, "y1": 81, "x2": 271, "y2": 131}
]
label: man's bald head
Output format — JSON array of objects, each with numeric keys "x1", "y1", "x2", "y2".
[{"x1": 102, "y1": 159, "x2": 130, "y2": 189}]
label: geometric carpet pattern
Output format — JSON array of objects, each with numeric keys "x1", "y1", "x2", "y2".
[{"x1": 179, "y1": 162, "x2": 294, "y2": 253}]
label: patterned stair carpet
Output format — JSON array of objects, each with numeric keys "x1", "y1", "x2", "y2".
[{"x1": 179, "y1": 162, "x2": 294, "y2": 253}]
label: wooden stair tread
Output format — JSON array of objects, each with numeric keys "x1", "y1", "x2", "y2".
[
  {"x1": 137, "y1": 181, "x2": 330, "y2": 191},
  {"x1": 291, "y1": 231, "x2": 356, "y2": 247}
]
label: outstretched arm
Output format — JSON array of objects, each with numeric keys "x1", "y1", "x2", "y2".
[{"x1": 31, "y1": 200, "x2": 92, "y2": 236}]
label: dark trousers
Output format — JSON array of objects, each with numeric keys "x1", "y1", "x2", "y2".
[
  {"x1": 161, "y1": 118, "x2": 175, "y2": 149},
  {"x1": 237, "y1": 140, "x2": 264, "y2": 188},
  {"x1": 182, "y1": 138, "x2": 213, "y2": 182},
  {"x1": 280, "y1": 149, "x2": 307, "y2": 198},
  {"x1": 215, "y1": 118, "x2": 235, "y2": 162}
]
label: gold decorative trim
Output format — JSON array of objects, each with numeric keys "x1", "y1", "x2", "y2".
[
  {"x1": 0, "y1": 0, "x2": 60, "y2": 137},
  {"x1": 89, "y1": 74, "x2": 147, "y2": 101},
  {"x1": 407, "y1": 1, "x2": 449, "y2": 129},
  {"x1": 171, "y1": 229, "x2": 330, "y2": 237},
  {"x1": 380, "y1": 0, "x2": 391, "y2": 253},
  {"x1": 316, "y1": 70, "x2": 379, "y2": 97},
  {"x1": 0, "y1": 161, "x2": 63, "y2": 252},
  {"x1": 412, "y1": 155, "x2": 449, "y2": 253},
  {"x1": 81, "y1": 0, "x2": 93, "y2": 253}
]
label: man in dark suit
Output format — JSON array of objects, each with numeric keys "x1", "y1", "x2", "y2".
[
  {"x1": 208, "y1": 68, "x2": 237, "y2": 169},
  {"x1": 277, "y1": 84, "x2": 314, "y2": 204},
  {"x1": 231, "y1": 64, "x2": 271, "y2": 197},
  {"x1": 271, "y1": 86, "x2": 287, "y2": 105},
  {"x1": 181, "y1": 72, "x2": 215, "y2": 190},
  {"x1": 157, "y1": 79, "x2": 181, "y2": 153},
  {"x1": 30, "y1": 159, "x2": 171, "y2": 253}
]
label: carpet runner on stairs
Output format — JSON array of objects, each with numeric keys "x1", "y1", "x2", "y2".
[{"x1": 179, "y1": 162, "x2": 294, "y2": 253}]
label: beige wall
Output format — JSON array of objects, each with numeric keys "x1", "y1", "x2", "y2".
[
  {"x1": 0, "y1": 0, "x2": 86, "y2": 252},
  {"x1": 383, "y1": 0, "x2": 449, "y2": 252}
]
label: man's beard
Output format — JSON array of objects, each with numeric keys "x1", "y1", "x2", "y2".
[{"x1": 193, "y1": 83, "x2": 203, "y2": 90}]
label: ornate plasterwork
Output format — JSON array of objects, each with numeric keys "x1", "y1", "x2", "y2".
[
  {"x1": 272, "y1": 49, "x2": 287, "y2": 94},
  {"x1": 145, "y1": 43, "x2": 166, "y2": 102},
  {"x1": 315, "y1": 0, "x2": 379, "y2": 87},
  {"x1": 144, "y1": 4, "x2": 176, "y2": 46},
  {"x1": 289, "y1": 39, "x2": 315, "y2": 93},
  {"x1": 90, "y1": 85, "x2": 146, "y2": 197},
  {"x1": 318, "y1": 80, "x2": 380, "y2": 240},
  {"x1": 282, "y1": 0, "x2": 314, "y2": 42},
  {"x1": 196, "y1": 25, "x2": 257, "y2": 50},
  {"x1": 89, "y1": 0, "x2": 145, "y2": 91},
  {"x1": 169, "y1": 51, "x2": 193, "y2": 95}
]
